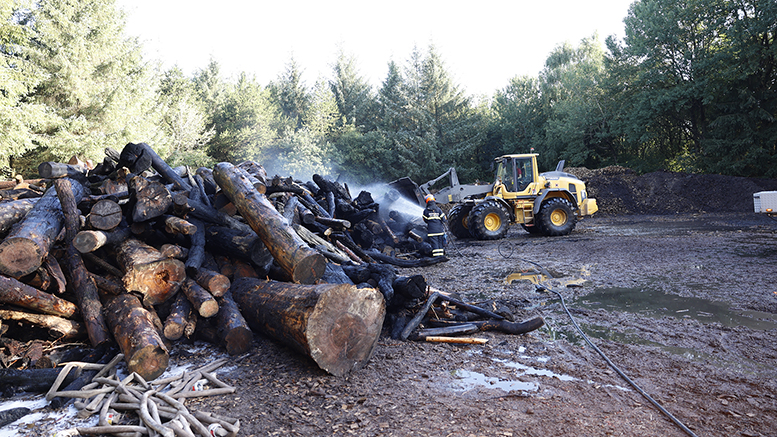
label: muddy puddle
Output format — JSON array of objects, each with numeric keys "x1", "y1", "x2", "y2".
[{"x1": 575, "y1": 286, "x2": 777, "y2": 330}]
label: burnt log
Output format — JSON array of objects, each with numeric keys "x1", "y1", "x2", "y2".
[
  {"x1": 163, "y1": 215, "x2": 197, "y2": 236},
  {"x1": 55, "y1": 178, "x2": 112, "y2": 346},
  {"x1": 191, "y1": 268, "x2": 230, "y2": 297},
  {"x1": 215, "y1": 291, "x2": 252, "y2": 355},
  {"x1": 184, "y1": 218, "x2": 205, "y2": 274},
  {"x1": 0, "y1": 275, "x2": 78, "y2": 318},
  {"x1": 213, "y1": 162, "x2": 325, "y2": 284},
  {"x1": 38, "y1": 162, "x2": 87, "y2": 181},
  {"x1": 0, "y1": 407, "x2": 31, "y2": 427},
  {"x1": 119, "y1": 142, "x2": 191, "y2": 191},
  {"x1": 204, "y1": 225, "x2": 273, "y2": 275},
  {"x1": 0, "y1": 198, "x2": 38, "y2": 234},
  {"x1": 0, "y1": 310, "x2": 84, "y2": 340},
  {"x1": 114, "y1": 238, "x2": 185, "y2": 305},
  {"x1": 428, "y1": 317, "x2": 545, "y2": 335},
  {"x1": 237, "y1": 161, "x2": 268, "y2": 194},
  {"x1": 87, "y1": 199, "x2": 123, "y2": 230},
  {"x1": 0, "y1": 180, "x2": 86, "y2": 278},
  {"x1": 231, "y1": 277, "x2": 385, "y2": 376},
  {"x1": 128, "y1": 175, "x2": 172, "y2": 223},
  {"x1": 104, "y1": 293, "x2": 169, "y2": 380},
  {"x1": 0, "y1": 368, "x2": 78, "y2": 393},
  {"x1": 172, "y1": 192, "x2": 252, "y2": 233},
  {"x1": 163, "y1": 292, "x2": 197, "y2": 341},
  {"x1": 181, "y1": 278, "x2": 219, "y2": 318}
]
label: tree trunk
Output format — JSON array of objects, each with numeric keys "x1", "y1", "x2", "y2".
[
  {"x1": 73, "y1": 226, "x2": 132, "y2": 253},
  {"x1": 231, "y1": 277, "x2": 385, "y2": 376},
  {"x1": 213, "y1": 162, "x2": 325, "y2": 284},
  {"x1": 181, "y1": 278, "x2": 218, "y2": 318},
  {"x1": 104, "y1": 293, "x2": 169, "y2": 380},
  {"x1": 87, "y1": 199, "x2": 123, "y2": 231},
  {"x1": 0, "y1": 310, "x2": 84, "y2": 340},
  {"x1": 128, "y1": 175, "x2": 172, "y2": 223},
  {"x1": 0, "y1": 198, "x2": 37, "y2": 234},
  {"x1": 204, "y1": 225, "x2": 273, "y2": 276},
  {"x1": 215, "y1": 291, "x2": 252, "y2": 355},
  {"x1": 114, "y1": 238, "x2": 185, "y2": 306},
  {"x1": 163, "y1": 292, "x2": 197, "y2": 341},
  {"x1": 55, "y1": 178, "x2": 112, "y2": 346},
  {"x1": 190, "y1": 268, "x2": 230, "y2": 297},
  {"x1": 0, "y1": 275, "x2": 78, "y2": 318},
  {"x1": 119, "y1": 142, "x2": 191, "y2": 191},
  {"x1": 0, "y1": 180, "x2": 86, "y2": 278}
]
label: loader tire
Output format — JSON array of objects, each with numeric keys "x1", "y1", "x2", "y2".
[
  {"x1": 448, "y1": 204, "x2": 473, "y2": 239},
  {"x1": 468, "y1": 200, "x2": 509, "y2": 240},
  {"x1": 537, "y1": 198, "x2": 576, "y2": 236}
]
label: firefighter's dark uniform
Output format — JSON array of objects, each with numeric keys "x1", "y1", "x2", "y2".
[{"x1": 423, "y1": 196, "x2": 447, "y2": 257}]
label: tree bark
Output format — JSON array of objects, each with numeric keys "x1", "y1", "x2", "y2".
[
  {"x1": 181, "y1": 278, "x2": 218, "y2": 318},
  {"x1": 0, "y1": 180, "x2": 86, "y2": 278},
  {"x1": 204, "y1": 225, "x2": 273, "y2": 275},
  {"x1": 104, "y1": 293, "x2": 169, "y2": 380},
  {"x1": 231, "y1": 277, "x2": 385, "y2": 376},
  {"x1": 190, "y1": 268, "x2": 230, "y2": 297},
  {"x1": 213, "y1": 162, "x2": 325, "y2": 284},
  {"x1": 128, "y1": 175, "x2": 172, "y2": 223},
  {"x1": 114, "y1": 238, "x2": 185, "y2": 306},
  {"x1": 37, "y1": 162, "x2": 87, "y2": 180},
  {"x1": 55, "y1": 178, "x2": 112, "y2": 346},
  {"x1": 0, "y1": 198, "x2": 37, "y2": 234},
  {"x1": 0, "y1": 310, "x2": 85, "y2": 340},
  {"x1": 73, "y1": 226, "x2": 132, "y2": 253},
  {"x1": 0, "y1": 275, "x2": 78, "y2": 318},
  {"x1": 119, "y1": 142, "x2": 191, "y2": 191},
  {"x1": 163, "y1": 292, "x2": 197, "y2": 341},
  {"x1": 215, "y1": 291, "x2": 252, "y2": 355}
]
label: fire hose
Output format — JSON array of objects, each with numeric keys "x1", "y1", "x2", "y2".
[{"x1": 499, "y1": 248, "x2": 699, "y2": 437}]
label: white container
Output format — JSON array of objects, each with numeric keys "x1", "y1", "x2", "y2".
[{"x1": 753, "y1": 191, "x2": 777, "y2": 213}]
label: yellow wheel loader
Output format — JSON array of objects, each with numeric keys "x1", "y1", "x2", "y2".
[{"x1": 401, "y1": 154, "x2": 598, "y2": 240}]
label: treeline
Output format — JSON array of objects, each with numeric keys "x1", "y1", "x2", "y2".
[{"x1": 1, "y1": 0, "x2": 775, "y2": 185}]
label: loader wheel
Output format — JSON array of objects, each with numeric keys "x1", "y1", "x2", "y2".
[
  {"x1": 448, "y1": 204, "x2": 473, "y2": 239},
  {"x1": 537, "y1": 198, "x2": 576, "y2": 236},
  {"x1": 468, "y1": 200, "x2": 509, "y2": 240}
]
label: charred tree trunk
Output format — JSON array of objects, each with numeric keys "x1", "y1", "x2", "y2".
[
  {"x1": 0, "y1": 275, "x2": 78, "y2": 318},
  {"x1": 181, "y1": 278, "x2": 218, "y2": 318},
  {"x1": 215, "y1": 291, "x2": 252, "y2": 355},
  {"x1": 191, "y1": 268, "x2": 230, "y2": 297},
  {"x1": 87, "y1": 199, "x2": 123, "y2": 231},
  {"x1": 118, "y1": 142, "x2": 191, "y2": 191},
  {"x1": 73, "y1": 226, "x2": 132, "y2": 253},
  {"x1": 213, "y1": 162, "x2": 325, "y2": 284},
  {"x1": 114, "y1": 238, "x2": 185, "y2": 306},
  {"x1": 163, "y1": 292, "x2": 197, "y2": 341},
  {"x1": 0, "y1": 180, "x2": 86, "y2": 278},
  {"x1": 55, "y1": 178, "x2": 112, "y2": 346},
  {"x1": 104, "y1": 293, "x2": 169, "y2": 380},
  {"x1": 231, "y1": 277, "x2": 385, "y2": 376},
  {"x1": 0, "y1": 198, "x2": 37, "y2": 234},
  {"x1": 0, "y1": 310, "x2": 84, "y2": 340},
  {"x1": 128, "y1": 175, "x2": 172, "y2": 223}
]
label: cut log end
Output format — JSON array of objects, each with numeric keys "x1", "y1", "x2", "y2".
[
  {"x1": 291, "y1": 253, "x2": 327, "y2": 285},
  {"x1": 0, "y1": 237, "x2": 42, "y2": 278},
  {"x1": 223, "y1": 327, "x2": 252, "y2": 356},
  {"x1": 307, "y1": 285, "x2": 385, "y2": 377},
  {"x1": 127, "y1": 344, "x2": 169, "y2": 381}
]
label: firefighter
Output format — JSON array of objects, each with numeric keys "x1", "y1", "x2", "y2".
[{"x1": 422, "y1": 194, "x2": 447, "y2": 258}]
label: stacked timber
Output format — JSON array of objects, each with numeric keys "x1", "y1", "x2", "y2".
[{"x1": 0, "y1": 142, "x2": 447, "y2": 380}]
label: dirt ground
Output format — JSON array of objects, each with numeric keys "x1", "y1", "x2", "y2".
[
  {"x1": 8, "y1": 168, "x2": 777, "y2": 437},
  {"x1": 172, "y1": 211, "x2": 775, "y2": 437}
]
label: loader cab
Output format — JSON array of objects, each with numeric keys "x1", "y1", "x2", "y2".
[{"x1": 494, "y1": 154, "x2": 539, "y2": 197}]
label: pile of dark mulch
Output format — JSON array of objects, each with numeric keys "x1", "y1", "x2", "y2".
[{"x1": 566, "y1": 166, "x2": 777, "y2": 215}]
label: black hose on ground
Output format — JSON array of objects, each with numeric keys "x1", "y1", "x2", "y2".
[{"x1": 534, "y1": 283, "x2": 699, "y2": 437}]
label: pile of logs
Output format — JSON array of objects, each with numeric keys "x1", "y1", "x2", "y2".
[{"x1": 0, "y1": 142, "x2": 445, "y2": 380}]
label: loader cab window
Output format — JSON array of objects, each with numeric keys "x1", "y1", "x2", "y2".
[
  {"x1": 496, "y1": 159, "x2": 515, "y2": 192},
  {"x1": 515, "y1": 157, "x2": 533, "y2": 192}
]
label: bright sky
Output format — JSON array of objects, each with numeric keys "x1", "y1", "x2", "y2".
[{"x1": 117, "y1": 0, "x2": 635, "y2": 97}]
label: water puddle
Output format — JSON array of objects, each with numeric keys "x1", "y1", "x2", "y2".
[
  {"x1": 576, "y1": 287, "x2": 777, "y2": 330},
  {"x1": 451, "y1": 369, "x2": 539, "y2": 392}
]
